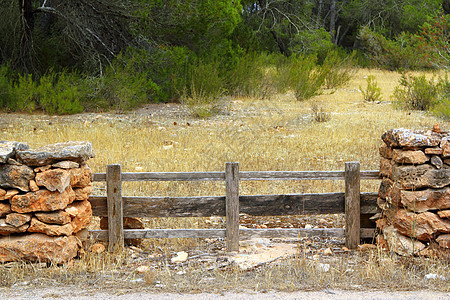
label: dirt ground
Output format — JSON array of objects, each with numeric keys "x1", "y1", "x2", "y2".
[{"x1": 0, "y1": 287, "x2": 449, "y2": 300}]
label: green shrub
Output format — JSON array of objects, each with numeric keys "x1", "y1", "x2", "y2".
[
  {"x1": 181, "y1": 61, "x2": 226, "y2": 118},
  {"x1": 432, "y1": 75, "x2": 450, "y2": 119},
  {"x1": 360, "y1": 75, "x2": 382, "y2": 102},
  {"x1": 0, "y1": 64, "x2": 14, "y2": 109},
  {"x1": 322, "y1": 50, "x2": 357, "y2": 89},
  {"x1": 9, "y1": 74, "x2": 38, "y2": 112},
  {"x1": 393, "y1": 74, "x2": 438, "y2": 110},
  {"x1": 274, "y1": 54, "x2": 328, "y2": 101}
]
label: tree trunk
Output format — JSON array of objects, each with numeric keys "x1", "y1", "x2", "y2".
[
  {"x1": 271, "y1": 30, "x2": 289, "y2": 56},
  {"x1": 18, "y1": 0, "x2": 35, "y2": 72},
  {"x1": 329, "y1": 0, "x2": 336, "y2": 44}
]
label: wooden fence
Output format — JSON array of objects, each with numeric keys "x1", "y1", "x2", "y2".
[{"x1": 88, "y1": 161, "x2": 381, "y2": 252}]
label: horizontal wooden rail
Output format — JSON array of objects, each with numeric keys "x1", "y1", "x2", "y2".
[
  {"x1": 92, "y1": 170, "x2": 381, "y2": 182},
  {"x1": 89, "y1": 192, "x2": 379, "y2": 218},
  {"x1": 90, "y1": 228, "x2": 375, "y2": 241}
]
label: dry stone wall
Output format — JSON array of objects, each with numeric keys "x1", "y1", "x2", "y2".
[
  {"x1": 377, "y1": 127, "x2": 450, "y2": 258},
  {"x1": 0, "y1": 141, "x2": 94, "y2": 264}
]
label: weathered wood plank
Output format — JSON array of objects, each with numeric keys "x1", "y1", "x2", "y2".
[
  {"x1": 89, "y1": 228, "x2": 375, "y2": 241},
  {"x1": 239, "y1": 171, "x2": 345, "y2": 181},
  {"x1": 106, "y1": 164, "x2": 124, "y2": 252},
  {"x1": 93, "y1": 170, "x2": 381, "y2": 182},
  {"x1": 345, "y1": 162, "x2": 361, "y2": 249},
  {"x1": 226, "y1": 162, "x2": 240, "y2": 252},
  {"x1": 89, "y1": 192, "x2": 379, "y2": 218}
]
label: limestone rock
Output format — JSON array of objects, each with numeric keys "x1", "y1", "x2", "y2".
[
  {"x1": 438, "y1": 210, "x2": 450, "y2": 218},
  {"x1": 0, "y1": 233, "x2": 80, "y2": 263},
  {"x1": 436, "y1": 234, "x2": 450, "y2": 249},
  {"x1": 393, "y1": 210, "x2": 450, "y2": 241},
  {"x1": 29, "y1": 180, "x2": 39, "y2": 192},
  {"x1": 0, "y1": 219, "x2": 29, "y2": 235},
  {"x1": 28, "y1": 217, "x2": 74, "y2": 236},
  {"x1": 35, "y1": 210, "x2": 72, "y2": 225},
  {"x1": 0, "y1": 141, "x2": 29, "y2": 163},
  {"x1": 6, "y1": 213, "x2": 32, "y2": 227},
  {"x1": 34, "y1": 165, "x2": 51, "y2": 173},
  {"x1": 73, "y1": 185, "x2": 92, "y2": 201},
  {"x1": 383, "y1": 225, "x2": 425, "y2": 256},
  {"x1": 0, "y1": 189, "x2": 5, "y2": 198},
  {"x1": 0, "y1": 189, "x2": 19, "y2": 200},
  {"x1": 0, "y1": 203, "x2": 11, "y2": 217},
  {"x1": 0, "y1": 164, "x2": 35, "y2": 192},
  {"x1": 91, "y1": 243, "x2": 106, "y2": 254},
  {"x1": 35, "y1": 168, "x2": 71, "y2": 193},
  {"x1": 382, "y1": 128, "x2": 441, "y2": 148},
  {"x1": 425, "y1": 147, "x2": 443, "y2": 155},
  {"x1": 430, "y1": 156, "x2": 443, "y2": 169},
  {"x1": 379, "y1": 144, "x2": 393, "y2": 159},
  {"x1": 52, "y1": 161, "x2": 80, "y2": 169},
  {"x1": 395, "y1": 188, "x2": 450, "y2": 213},
  {"x1": 441, "y1": 136, "x2": 450, "y2": 158},
  {"x1": 70, "y1": 165, "x2": 92, "y2": 188},
  {"x1": 379, "y1": 158, "x2": 394, "y2": 178},
  {"x1": 392, "y1": 149, "x2": 429, "y2": 164},
  {"x1": 392, "y1": 164, "x2": 450, "y2": 190},
  {"x1": 10, "y1": 186, "x2": 75, "y2": 213},
  {"x1": 16, "y1": 141, "x2": 94, "y2": 166},
  {"x1": 66, "y1": 200, "x2": 92, "y2": 233}
]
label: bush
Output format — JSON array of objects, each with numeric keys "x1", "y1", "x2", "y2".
[
  {"x1": 432, "y1": 74, "x2": 450, "y2": 119},
  {"x1": 393, "y1": 74, "x2": 438, "y2": 110},
  {"x1": 275, "y1": 54, "x2": 327, "y2": 101},
  {"x1": 360, "y1": 75, "x2": 382, "y2": 102},
  {"x1": 322, "y1": 50, "x2": 357, "y2": 89},
  {"x1": 181, "y1": 61, "x2": 226, "y2": 118},
  {"x1": 311, "y1": 102, "x2": 331, "y2": 122}
]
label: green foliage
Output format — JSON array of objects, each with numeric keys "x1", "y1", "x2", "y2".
[
  {"x1": 431, "y1": 74, "x2": 450, "y2": 119},
  {"x1": 181, "y1": 61, "x2": 226, "y2": 118},
  {"x1": 275, "y1": 54, "x2": 327, "y2": 101},
  {"x1": 290, "y1": 29, "x2": 336, "y2": 61},
  {"x1": 393, "y1": 74, "x2": 439, "y2": 110},
  {"x1": 225, "y1": 52, "x2": 272, "y2": 99},
  {"x1": 360, "y1": 75, "x2": 382, "y2": 102},
  {"x1": 322, "y1": 50, "x2": 357, "y2": 89}
]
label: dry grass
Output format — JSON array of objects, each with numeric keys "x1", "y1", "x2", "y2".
[{"x1": 0, "y1": 68, "x2": 449, "y2": 292}]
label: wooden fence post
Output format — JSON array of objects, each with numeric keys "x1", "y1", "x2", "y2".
[
  {"x1": 106, "y1": 164, "x2": 124, "y2": 252},
  {"x1": 225, "y1": 162, "x2": 240, "y2": 252},
  {"x1": 345, "y1": 161, "x2": 360, "y2": 249}
]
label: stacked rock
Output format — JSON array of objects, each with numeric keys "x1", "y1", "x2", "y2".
[
  {"x1": 376, "y1": 127, "x2": 450, "y2": 258},
  {"x1": 0, "y1": 141, "x2": 94, "y2": 264}
]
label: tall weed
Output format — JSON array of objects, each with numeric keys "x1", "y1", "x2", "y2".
[
  {"x1": 322, "y1": 50, "x2": 357, "y2": 89},
  {"x1": 393, "y1": 73, "x2": 438, "y2": 110},
  {"x1": 361, "y1": 75, "x2": 382, "y2": 102}
]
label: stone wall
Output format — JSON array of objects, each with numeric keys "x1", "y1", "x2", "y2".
[
  {"x1": 377, "y1": 127, "x2": 450, "y2": 258},
  {"x1": 0, "y1": 141, "x2": 94, "y2": 264}
]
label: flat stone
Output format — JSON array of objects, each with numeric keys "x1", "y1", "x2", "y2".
[
  {"x1": 438, "y1": 210, "x2": 450, "y2": 218},
  {"x1": 66, "y1": 200, "x2": 92, "y2": 233},
  {"x1": 442, "y1": 137, "x2": 450, "y2": 158},
  {"x1": 52, "y1": 161, "x2": 80, "y2": 169},
  {"x1": 392, "y1": 149, "x2": 429, "y2": 164},
  {"x1": 383, "y1": 225, "x2": 425, "y2": 256},
  {"x1": 0, "y1": 233, "x2": 80, "y2": 263},
  {"x1": 0, "y1": 189, "x2": 5, "y2": 198},
  {"x1": 28, "y1": 217, "x2": 74, "y2": 236},
  {"x1": 35, "y1": 168, "x2": 71, "y2": 193},
  {"x1": 73, "y1": 185, "x2": 92, "y2": 201},
  {"x1": 29, "y1": 180, "x2": 39, "y2": 192},
  {"x1": 392, "y1": 164, "x2": 450, "y2": 190},
  {"x1": 393, "y1": 210, "x2": 450, "y2": 241},
  {"x1": 379, "y1": 144, "x2": 393, "y2": 159},
  {"x1": 70, "y1": 165, "x2": 92, "y2": 188},
  {"x1": 430, "y1": 156, "x2": 443, "y2": 169},
  {"x1": 0, "y1": 141, "x2": 29, "y2": 163},
  {"x1": 35, "y1": 210, "x2": 72, "y2": 225},
  {"x1": 0, "y1": 164, "x2": 35, "y2": 192},
  {"x1": 394, "y1": 188, "x2": 450, "y2": 213},
  {"x1": 16, "y1": 141, "x2": 94, "y2": 166},
  {"x1": 436, "y1": 234, "x2": 450, "y2": 248},
  {"x1": 425, "y1": 147, "x2": 443, "y2": 155},
  {"x1": 379, "y1": 158, "x2": 394, "y2": 178},
  {"x1": 0, "y1": 218, "x2": 29, "y2": 235},
  {"x1": 5, "y1": 213, "x2": 32, "y2": 227},
  {"x1": 0, "y1": 189, "x2": 19, "y2": 201},
  {"x1": 0, "y1": 203, "x2": 11, "y2": 217},
  {"x1": 10, "y1": 186, "x2": 75, "y2": 213},
  {"x1": 382, "y1": 128, "x2": 441, "y2": 148}
]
